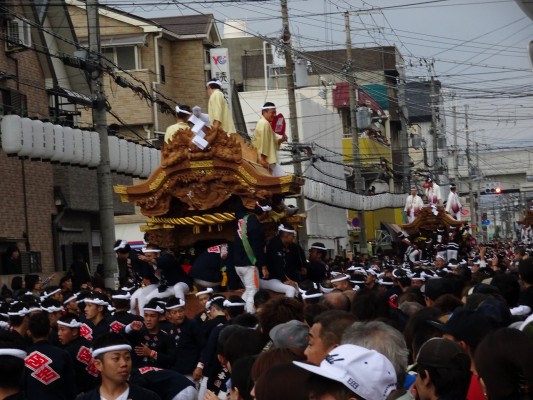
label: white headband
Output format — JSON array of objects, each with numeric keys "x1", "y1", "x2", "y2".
[
  {"x1": 302, "y1": 292, "x2": 323, "y2": 300},
  {"x1": 63, "y1": 294, "x2": 77, "y2": 304},
  {"x1": 223, "y1": 300, "x2": 245, "y2": 308},
  {"x1": 278, "y1": 224, "x2": 296, "y2": 234},
  {"x1": 41, "y1": 288, "x2": 61, "y2": 301},
  {"x1": 112, "y1": 293, "x2": 131, "y2": 300},
  {"x1": 261, "y1": 105, "x2": 276, "y2": 110},
  {"x1": 207, "y1": 80, "x2": 222, "y2": 87},
  {"x1": 166, "y1": 299, "x2": 186, "y2": 310},
  {"x1": 8, "y1": 307, "x2": 30, "y2": 317},
  {"x1": 330, "y1": 275, "x2": 349, "y2": 283},
  {"x1": 114, "y1": 240, "x2": 128, "y2": 252},
  {"x1": 311, "y1": 244, "x2": 327, "y2": 251},
  {"x1": 206, "y1": 296, "x2": 226, "y2": 310},
  {"x1": 256, "y1": 202, "x2": 272, "y2": 212},
  {"x1": 92, "y1": 344, "x2": 132, "y2": 358},
  {"x1": 84, "y1": 298, "x2": 109, "y2": 306},
  {"x1": 176, "y1": 106, "x2": 191, "y2": 115},
  {"x1": 195, "y1": 288, "x2": 214, "y2": 297},
  {"x1": 144, "y1": 305, "x2": 164, "y2": 314},
  {"x1": 41, "y1": 305, "x2": 64, "y2": 313},
  {"x1": 142, "y1": 248, "x2": 161, "y2": 254},
  {"x1": 0, "y1": 349, "x2": 27, "y2": 359},
  {"x1": 378, "y1": 279, "x2": 394, "y2": 286},
  {"x1": 350, "y1": 279, "x2": 365, "y2": 285},
  {"x1": 57, "y1": 319, "x2": 82, "y2": 328},
  {"x1": 319, "y1": 284, "x2": 335, "y2": 294}
]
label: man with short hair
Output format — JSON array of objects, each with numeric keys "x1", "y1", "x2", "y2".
[
  {"x1": 82, "y1": 292, "x2": 111, "y2": 340},
  {"x1": 342, "y1": 321, "x2": 410, "y2": 395},
  {"x1": 164, "y1": 105, "x2": 192, "y2": 144},
  {"x1": 305, "y1": 310, "x2": 356, "y2": 365},
  {"x1": 24, "y1": 312, "x2": 75, "y2": 400},
  {"x1": 207, "y1": 80, "x2": 235, "y2": 134},
  {"x1": 262, "y1": 224, "x2": 304, "y2": 297},
  {"x1": 414, "y1": 338, "x2": 471, "y2": 400},
  {"x1": 57, "y1": 314, "x2": 98, "y2": 394},
  {"x1": 445, "y1": 183, "x2": 462, "y2": 221},
  {"x1": 0, "y1": 337, "x2": 26, "y2": 400},
  {"x1": 252, "y1": 102, "x2": 287, "y2": 176},
  {"x1": 77, "y1": 332, "x2": 160, "y2": 400},
  {"x1": 306, "y1": 243, "x2": 329, "y2": 284},
  {"x1": 295, "y1": 344, "x2": 397, "y2": 400},
  {"x1": 122, "y1": 299, "x2": 176, "y2": 370},
  {"x1": 405, "y1": 185, "x2": 423, "y2": 223}
]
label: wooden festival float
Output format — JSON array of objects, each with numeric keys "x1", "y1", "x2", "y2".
[
  {"x1": 400, "y1": 205, "x2": 464, "y2": 236},
  {"x1": 517, "y1": 210, "x2": 533, "y2": 228},
  {"x1": 114, "y1": 125, "x2": 305, "y2": 249}
]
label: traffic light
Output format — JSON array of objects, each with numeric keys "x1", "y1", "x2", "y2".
[{"x1": 485, "y1": 182, "x2": 502, "y2": 194}]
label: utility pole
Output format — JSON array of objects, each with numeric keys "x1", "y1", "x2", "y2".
[
  {"x1": 430, "y1": 75, "x2": 438, "y2": 171},
  {"x1": 396, "y1": 64, "x2": 410, "y2": 193},
  {"x1": 452, "y1": 104, "x2": 459, "y2": 181},
  {"x1": 280, "y1": 0, "x2": 308, "y2": 249},
  {"x1": 345, "y1": 12, "x2": 367, "y2": 256},
  {"x1": 465, "y1": 104, "x2": 476, "y2": 229},
  {"x1": 475, "y1": 141, "x2": 481, "y2": 235},
  {"x1": 87, "y1": 0, "x2": 117, "y2": 287}
]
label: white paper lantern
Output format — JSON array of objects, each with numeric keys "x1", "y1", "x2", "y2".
[
  {"x1": 134, "y1": 144, "x2": 143, "y2": 177},
  {"x1": 141, "y1": 146, "x2": 151, "y2": 178},
  {"x1": 82, "y1": 131, "x2": 92, "y2": 166},
  {"x1": 51, "y1": 125, "x2": 65, "y2": 163},
  {"x1": 150, "y1": 148, "x2": 160, "y2": 174},
  {"x1": 118, "y1": 139, "x2": 128, "y2": 173},
  {"x1": 108, "y1": 136, "x2": 120, "y2": 171},
  {"x1": 42, "y1": 122, "x2": 55, "y2": 160},
  {"x1": 18, "y1": 118, "x2": 34, "y2": 158},
  {"x1": 62, "y1": 127, "x2": 74, "y2": 164},
  {"x1": 30, "y1": 120, "x2": 45, "y2": 159},
  {"x1": 1, "y1": 114, "x2": 22, "y2": 154},
  {"x1": 89, "y1": 131, "x2": 100, "y2": 168},
  {"x1": 72, "y1": 129, "x2": 83, "y2": 165},
  {"x1": 126, "y1": 141, "x2": 136, "y2": 175}
]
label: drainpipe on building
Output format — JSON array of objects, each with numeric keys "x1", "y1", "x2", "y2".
[{"x1": 152, "y1": 31, "x2": 164, "y2": 138}]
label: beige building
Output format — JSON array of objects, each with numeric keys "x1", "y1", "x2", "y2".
[{"x1": 67, "y1": 1, "x2": 221, "y2": 142}]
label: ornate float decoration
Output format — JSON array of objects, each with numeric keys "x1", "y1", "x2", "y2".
[
  {"x1": 400, "y1": 204, "x2": 463, "y2": 235},
  {"x1": 114, "y1": 126, "x2": 304, "y2": 248},
  {"x1": 517, "y1": 210, "x2": 533, "y2": 227}
]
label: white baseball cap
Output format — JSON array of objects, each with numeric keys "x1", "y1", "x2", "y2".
[{"x1": 294, "y1": 344, "x2": 397, "y2": 400}]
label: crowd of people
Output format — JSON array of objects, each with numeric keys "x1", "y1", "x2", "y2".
[{"x1": 0, "y1": 212, "x2": 532, "y2": 400}]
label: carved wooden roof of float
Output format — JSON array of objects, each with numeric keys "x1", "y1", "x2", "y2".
[
  {"x1": 114, "y1": 126, "x2": 304, "y2": 221},
  {"x1": 400, "y1": 205, "x2": 463, "y2": 235}
]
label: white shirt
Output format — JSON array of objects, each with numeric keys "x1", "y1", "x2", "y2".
[
  {"x1": 101, "y1": 387, "x2": 129, "y2": 400},
  {"x1": 446, "y1": 191, "x2": 462, "y2": 214},
  {"x1": 404, "y1": 194, "x2": 423, "y2": 214}
]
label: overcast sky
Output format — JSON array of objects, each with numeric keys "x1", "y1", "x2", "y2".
[{"x1": 112, "y1": 0, "x2": 533, "y2": 149}]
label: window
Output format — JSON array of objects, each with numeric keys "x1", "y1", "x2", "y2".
[
  {"x1": 102, "y1": 46, "x2": 139, "y2": 71},
  {"x1": 158, "y1": 45, "x2": 165, "y2": 83}
]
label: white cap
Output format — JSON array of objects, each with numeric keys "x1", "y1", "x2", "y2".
[{"x1": 294, "y1": 344, "x2": 396, "y2": 400}]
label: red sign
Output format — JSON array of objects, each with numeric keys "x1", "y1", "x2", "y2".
[{"x1": 271, "y1": 114, "x2": 286, "y2": 136}]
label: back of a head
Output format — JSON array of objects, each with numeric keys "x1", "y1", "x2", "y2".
[
  {"x1": 475, "y1": 328, "x2": 533, "y2": 400},
  {"x1": 416, "y1": 338, "x2": 471, "y2": 399},
  {"x1": 314, "y1": 310, "x2": 356, "y2": 349},
  {"x1": 224, "y1": 328, "x2": 265, "y2": 367},
  {"x1": 258, "y1": 297, "x2": 304, "y2": 339},
  {"x1": 0, "y1": 334, "x2": 26, "y2": 390},
  {"x1": 321, "y1": 292, "x2": 351, "y2": 311},
  {"x1": 28, "y1": 312, "x2": 50, "y2": 339},
  {"x1": 251, "y1": 347, "x2": 306, "y2": 382},
  {"x1": 255, "y1": 363, "x2": 310, "y2": 400},
  {"x1": 351, "y1": 290, "x2": 390, "y2": 321},
  {"x1": 231, "y1": 356, "x2": 256, "y2": 400},
  {"x1": 342, "y1": 321, "x2": 408, "y2": 388},
  {"x1": 519, "y1": 257, "x2": 533, "y2": 285}
]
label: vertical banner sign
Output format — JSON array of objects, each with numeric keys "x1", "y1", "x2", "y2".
[{"x1": 210, "y1": 48, "x2": 232, "y2": 112}]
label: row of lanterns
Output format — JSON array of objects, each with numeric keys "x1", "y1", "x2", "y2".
[{"x1": 1, "y1": 115, "x2": 159, "y2": 178}]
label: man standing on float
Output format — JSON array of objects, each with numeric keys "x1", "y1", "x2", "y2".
[
  {"x1": 252, "y1": 102, "x2": 287, "y2": 176},
  {"x1": 207, "y1": 80, "x2": 235, "y2": 134}
]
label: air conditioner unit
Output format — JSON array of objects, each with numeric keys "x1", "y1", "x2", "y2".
[{"x1": 6, "y1": 18, "x2": 31, "y2": 50}]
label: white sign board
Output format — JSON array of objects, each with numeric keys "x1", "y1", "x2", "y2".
[{"x1": 210, "y1": 48, "x2": 232, "y2": 111}]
